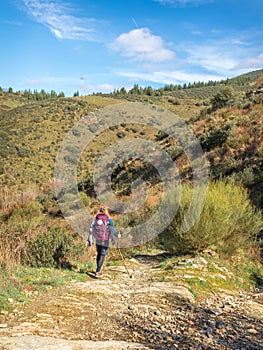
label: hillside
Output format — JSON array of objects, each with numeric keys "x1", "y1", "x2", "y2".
[
  {"x1": 1, "y1": 72, "x2": 263, "y2": 216},
  {"x1": 0, "y1": 90, "x2": 31, "y2": 114},
  {"x1": 0, "y1": 95, "x2": 121, "y2": 187},
  {"x1": 0, "y1": 71, "x2": 261, "y2": 186}
]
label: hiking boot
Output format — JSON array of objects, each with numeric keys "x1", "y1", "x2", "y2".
[{"x1": 95, "y1": 272, "x2": 102, "y2": 278}]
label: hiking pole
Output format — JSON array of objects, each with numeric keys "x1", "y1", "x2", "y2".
[{"x1": 117, "y1": 238, "x2": 132, "y2": 279}]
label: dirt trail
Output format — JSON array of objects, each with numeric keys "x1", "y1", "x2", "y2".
[{"x1": 0, "y1": 254, "x2": 263, "y2": 349}]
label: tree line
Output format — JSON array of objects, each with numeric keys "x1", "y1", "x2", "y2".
[
  {"x1": 109, "y1": 75, "x2": 253, "y2": 97},
  {"x1": 0, "y1": 86, "x2": 65, "y2": 100}
]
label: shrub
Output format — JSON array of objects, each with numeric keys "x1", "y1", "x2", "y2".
[
  {"x1": 233, "y1": 167, "x2": 256, "y2": 187},
  {"x1": 72, "y1": 129, "x2": 81, "y2": 137},
  {"x1": 160, "y1": 180, "x2": 263, "y2": 257},
  {"x1": 8, "y1": 201, "x2": 43, "y2": 222},
  {"x1": 79, "y1": 191, "x2": 90, "y2": 207},
  {"x1": 22, "y1": 227, "x2": 83, "y2": 268},
  {"x1": 200, "y1": 126, "x2": 230, "y2": 151},
  {"x1": 36, "y1": 190, "x2": 61, "y2": 216},
  {"x1": 117, "y1": 131, "x2": 126, "y2": 138},
  {"x1": 63, "y1": 155, "x2": 78, "y2": 165},
  {"x1": 210, "y1": 87, "x2": 236, "y2": 111},
  {"x1": 0, "y1": 201, "x2": 46, "y2": 268},
  {"x1": 166, "y1": 145, "x2": 184, "y2": 160}
]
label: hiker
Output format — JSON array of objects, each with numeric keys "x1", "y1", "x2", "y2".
[{"x1": 86, "y1": 206, "x2": 120, "y2": 278}]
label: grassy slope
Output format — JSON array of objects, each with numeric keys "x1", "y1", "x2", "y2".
[
  {"x1": 0, "y1": 92, "x2": 33, "y2": 119},
  {"x1": 0, "y1": 71, "x2": 262, "y2": 208},
  {"x1": 0, "y1": 95, "x2": 120, "y2": 188},
  {"x1": 0, "y1": 91, "x2": 205, "y2": 189}
]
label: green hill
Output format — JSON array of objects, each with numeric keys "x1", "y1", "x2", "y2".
[
  {"x1": 0, "y1": 70, "x2": 262, "y2": 210},
  {"x1": 0, "y1": 95, "x2": 120, "y2": 187}
]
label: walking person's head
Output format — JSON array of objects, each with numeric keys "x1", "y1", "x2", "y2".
[
  {"x1": 99, "y1": 206, "x2": 106, "y2": 213},
  {"x1": 99, "y1": 205, "x2": 109, "y2": 216}
]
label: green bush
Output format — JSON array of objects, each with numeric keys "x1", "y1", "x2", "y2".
[
  {"x1": 160, "y1": 180, "x2": 263, "y2": 256},
  {"x1": 9, "y1": 202, "x2": 43, "y2": 222},
  {"x1": 117, "y1": 131, "x2": 126, "y2": 138},
  {"x1": 22, "y1": 227, "x2": 83, "y2": 268},
  {"x1": 200, "y1": 126, "x2": 230, "y2": 151},
  {"x1": 0, "y1": 202, "x2": 46, "y2": 268},
  {"x1": 79, "y1": 191, "x2": 90, "y2": 207},
  {"x1": 166, "y1": 145, "x2": 184, "y2": 160},
  {"x1": 36, "y1": 191, "x2": 61, "y2": 216},
  {"x1": 210, "y1": 87, "x2": 237, "y2": 111}
]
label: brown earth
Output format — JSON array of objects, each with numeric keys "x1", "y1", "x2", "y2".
[{"x1": 0, "y1": 254, "x2": 263, "y2": 349}]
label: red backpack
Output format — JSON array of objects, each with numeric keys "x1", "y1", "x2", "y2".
[{"x1": 93, "y1": 213, "x2": 110, "y2": 241}]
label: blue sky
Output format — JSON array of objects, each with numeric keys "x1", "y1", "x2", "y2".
[{"x1": 0, "y1": 0, "x2": 262, "y2": 96}]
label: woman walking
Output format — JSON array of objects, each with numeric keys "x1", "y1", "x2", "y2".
[{"x1": 86, "y1": 206, "x2": 119, "y2": 278}]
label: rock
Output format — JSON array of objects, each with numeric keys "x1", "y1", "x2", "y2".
[
  {"x1": 183, "y1": 274, "x2": 195, "y2": 279},
  {"x1": 247, "y1": 328, "x2": 258, "y2": 335},
  {"x1": 148, "y1": 282, "x2": 195, "y2": 303},
  {"x1": 210, "y1": 307, "x2": 223, "y2": 315},
  {"x1": 242, "y1": 300, "x2": 263, "y2": 319},
  {"x1": 0, "y1": 310, "x2": 9, "y2": 316},
  {"x1": 0, "y1": 336, "x2": 148, "y2": 349},
  {"x1": 36, "y1": 314, "x2": 52, "y2": 318},
  {"x1": 205, "y1": 326, "x2": 213, "y2": 337},
  {"x1": 215, "y1": 320, "x2": 223, "y2": 329}
]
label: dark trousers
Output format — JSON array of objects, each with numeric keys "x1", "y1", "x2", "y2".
[{"x1": 96, "y1": 242, "x2": 109, "y2": 273}]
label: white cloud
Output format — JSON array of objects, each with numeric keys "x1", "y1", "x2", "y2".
[
  {"x1": 78, "y1": 83, "x2": 116, "y2": 94},
  {"x1": 237, "y1": 53, "x2": 263, "y2": 70},
  {"x1": 110, "y1": 28, "x2": 175, "y2": 63},
  {"x1": 180, "y1": 35, "x2": 258, "y2": 75},
  {"x1": 22, "y1": 0, "x2": 106, "y2": 41},
  {"x1": 185, "y1": 45, "x2": 238, "y2": 73},
  {"x1": 113, "y1": 33, "x2": 263, "y2": 86}
]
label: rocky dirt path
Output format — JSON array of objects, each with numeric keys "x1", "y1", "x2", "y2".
[{"x1": 0, "y1": 254, "x2": 263, "y2": 349}]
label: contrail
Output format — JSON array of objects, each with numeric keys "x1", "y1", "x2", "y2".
[{"x1": 131, "y1": 17, "x2": 139, "y2": 28}]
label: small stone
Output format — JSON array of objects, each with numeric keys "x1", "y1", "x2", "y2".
[
  {"x1": 0, "y1": 310, "x2": 9, "y2": 316},
  {"x1": 247, "y1": 328, "x2": 258, "y2": 335},
  {"x1": 215, "y1": 320, "x2": 223, "y2": 329},
  {"x1": 0, "y1": 323, "x2": 8, "y2": 328},
  {"x1": 211, "y1": 307, "x2": 222, "y2": 315},
  {"x1": 205, "y1": 326, "x2": 213, "y2": 337},
  {"x1": 36, "y1": 313, "x2": 52, "y2": 318}
]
